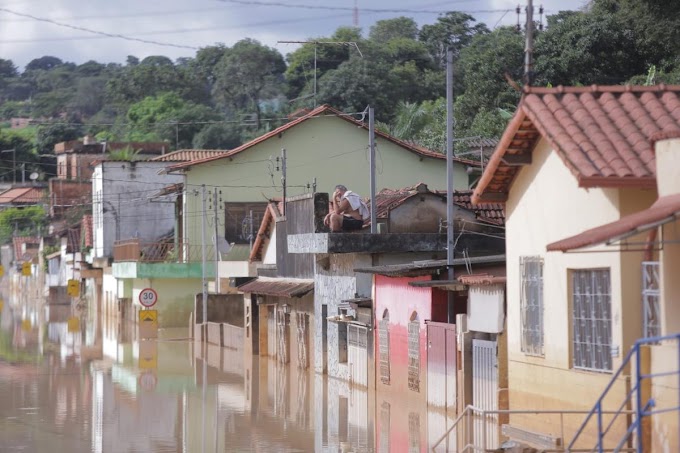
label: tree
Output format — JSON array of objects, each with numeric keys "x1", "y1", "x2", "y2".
[
  {"x1": 534, "y1": 10, "x2": 645, "y2": 86},
  {"x1": 35, "y1": 123, "x2": 83, "y2": 155},
  {"x1": 0, "y1": 206, "x2": 47, "y2": 244},
  {"x1": 369, "y1": 17, "x2": 419, "y2": 43},
  {"x1": 0, "y1": 129, "x2": 37, "y2": 183},
  {"x1": 192, "y1": 123, "x2": 242, "y2": 150},
  {"x1": 213, "y1": 39, "x2": 286, "y2": 128},
  {"x1": 419, "y1": 12, "x2": 489, "y2": 67},
  {"x1": 0, "y1": 59, "x2": 17, "y2": 78},
  {"x1": 25, "y1": 56, "x2": 64, "y2": 71}
]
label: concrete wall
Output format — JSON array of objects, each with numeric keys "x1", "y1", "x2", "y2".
[
  {"x1": 387, "y1": 195, "x2": 481, "y2": 234},
  {"x1": 314, "y1": 253, "x2": 372, "y2": 378},
  {"x1": 194, "y1": 293, "x2": 244, "y2": 325},
  {"x1": 505, "y1": 138, "x2": 655, "y2": 442},
  {"x1": 93, "y1": 162, "x2": 182, "y2": 258},
  {"x1": 128, "y1": 277, "x2": 201, "y2": 328},
  {"x1": 183, "y1": 115, "x2": 468, "y2": 252}
]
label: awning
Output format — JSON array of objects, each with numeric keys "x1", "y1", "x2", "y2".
[
  {"x1": 149, "y1": 183, "x2": 183, "y2": 200},
  {"x1": 458, "y1": 274, "x2": 506, "y2": 286},
  {"x1": 547, "y1": 193, "x2": 680, "y2": 252},
  {"x1": 354, "y1": 255, "x2": 506, "y2": 278},
  {"x1": 238, "y1": 277, "x2": 314, "y2": 298}
]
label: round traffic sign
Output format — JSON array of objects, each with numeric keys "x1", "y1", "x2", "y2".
[{"x1": 139, "y1": 288, "x2": 158, "y2": 308}]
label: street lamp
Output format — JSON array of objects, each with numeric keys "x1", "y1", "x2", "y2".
[{"x1": 1, "y1": 149, "x2": 15, "y2": 184}]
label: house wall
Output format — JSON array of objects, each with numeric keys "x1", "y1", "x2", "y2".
[
  {"x1": 387, "y1": 195, "x2": 481, "y2": 234},
  {"x1": 374, "y1": 275, "x2": 439, "y2": 397},
  {"x1": 93, "y1": 162, "x2": 182, "y2": 258},
  {"x1": 505, "y1": 138, "x2": 655, "y2": 443},
  {"x1": 128, "y1": 277, "x2": 200, "y2": 328},
  {"x1": 314, "y1": 253, "x2": 373, "y2": 378},
  {"x1": 183, "y1": 116, "x2": 467, "y2": 252}
]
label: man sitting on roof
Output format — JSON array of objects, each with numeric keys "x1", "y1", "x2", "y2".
[{"x1": 324, "y1": 184, "x2": 370, "y2": 232}]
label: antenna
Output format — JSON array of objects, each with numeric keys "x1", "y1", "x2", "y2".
[
  {"x1": 524, "y1": 0, "x2": 535, "y2": 86},
  {"x1": 353, "y1": 0, "x2": 359, "y2": 27},
  {"x1": 278, "y1": 40, "x2": 363, "y2": 107}
]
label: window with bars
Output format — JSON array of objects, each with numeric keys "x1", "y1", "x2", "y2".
[
  {"x1": 520, "y1": 256, "x2": 544, "y2": 356},
  {"x1": 407, "y1": 316, "x2": 420, "y2": 392},
  {"x1": 572, "y1": 269, "x2": 612, "y2": 372},
  {"x1": 379, "y1": 314, "x2": 390, "y2": 385}
]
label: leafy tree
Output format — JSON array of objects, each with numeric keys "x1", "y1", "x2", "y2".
[
  {"x1": 0, "y1": 129, "x2": 37, "y2": 183},
  {"x1": 0, "y1": 206, "x2": 48, "y2": 243},
  {"x1": 534, "y1": 11, "x2": 645, "y2": 86},
  {"x1": 192, "y1": 123, "x2": 242, "y2": 150},
  {"x1": 35, "y1": 123, "x2": 83, "y2": 155},
  {"x1": 126, "y1": 92, "x2": 220, "y2": 148},
  {"x1": 25, "y1": 56, "x2": 64, "y2": 71},
  {"x1": 213, "y1": 39, "x2": 286, "y2": 128},
  {"x1": 0, "y1": 59, "x2": 17, "y2": 78},
  {"x1": 419, "y1": 12, "x2": 489, "y2": 67},
  {"x1": 369, "y1": 17, "x2": 419, "y2": 43}
]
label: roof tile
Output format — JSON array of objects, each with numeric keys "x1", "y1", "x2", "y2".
[{"x1": 474, "y1": 84, "x2": 680, "y2": 203}]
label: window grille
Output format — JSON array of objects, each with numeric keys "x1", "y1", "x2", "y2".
[
  {"x1": 379, "y1": 319, "x2": 390, "y2": 384},
  {"x1": 572, "y1": 269, "x2": 612, "y2": 372},
  {"x1": 296, "y1": 312, "x2": 309, "y2": 369},
  {"x1": 407, "y1": 320, "x2": 420, "y2": 392},
  {"x1": 642, "y1": 262, "x2": 661, "y2": 340},
  {"x1": 520, "y1": 256, "x2": 544, "y2": 356}
]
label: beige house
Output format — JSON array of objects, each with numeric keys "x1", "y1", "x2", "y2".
[{"x1": 473, "y1": 85, "x2": 680, "y2": 451}]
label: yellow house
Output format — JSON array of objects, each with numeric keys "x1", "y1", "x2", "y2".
[{"x1": 473, "y1": 84, "x2": 680, "y2": 451}]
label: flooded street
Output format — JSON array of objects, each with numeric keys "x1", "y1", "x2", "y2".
[{"x1": 0, "y1": 295, "x2": 457, "y2": 453}]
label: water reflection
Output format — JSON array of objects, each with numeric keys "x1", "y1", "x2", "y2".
[{"x1": 0, "y1": 296, "x2": 457, "y2": 453}]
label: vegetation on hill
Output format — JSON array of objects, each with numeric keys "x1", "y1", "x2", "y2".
[{"x1": 0, "y1": 0, "x2": 677, "y2": 181}]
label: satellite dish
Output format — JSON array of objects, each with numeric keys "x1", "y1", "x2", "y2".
[{"x1": 29, "y1": 172, "x2": 39, "y2": 181}]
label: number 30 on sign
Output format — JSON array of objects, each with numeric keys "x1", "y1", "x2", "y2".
[{"x1": 139, "y1": 288, "x2": 158, "y2": 308}]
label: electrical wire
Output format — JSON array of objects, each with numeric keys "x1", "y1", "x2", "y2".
[{"x1": 0, "y1": 7, "x2": 199, "y2": 50}]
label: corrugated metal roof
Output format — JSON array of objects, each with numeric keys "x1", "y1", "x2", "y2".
[
  {"x1": 238, "y1": 277, "x2": 314, "y2": 298},
  {"x1": 458, "y1": 273, "x2": 507, "y2": 285},
  {"x1": 354, "y1": 255, "x2": 506, "y2": 277}
]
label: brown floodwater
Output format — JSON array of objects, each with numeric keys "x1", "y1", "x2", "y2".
[{"x1": 0, "y1": 298, "x2": 457, "y2": 453}]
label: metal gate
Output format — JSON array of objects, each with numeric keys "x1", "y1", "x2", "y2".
[
  {"x1": 296, "y1": 312, "x2": 309, "y2": 369},
  {"x1": 473, "y1": 339, "x2": 499, "y2": 449},
  {"x1": 426, "y1": 322, "x2": 457, "y2": 410},
  {"x1": 348, "y1": 324, "x2": 368, "y2": 387},
  {"x1": 267, "y1": 305, "x2": 277, "y2": 358},
  {"x1": 276, "y1": 307, "x2": 290, "y2": 364}
]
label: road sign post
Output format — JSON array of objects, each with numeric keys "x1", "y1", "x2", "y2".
[{"x1": 139, "y1": 288, "x2": 158, "y2": 308}]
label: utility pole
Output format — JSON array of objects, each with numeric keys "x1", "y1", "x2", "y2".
[
  {"x1": 524, "y1": 0, "x2": 535, "y2": 86},
  {"x1": 20, "y1": 163, "x2": 25, "y2": 184},
  {"x1": 446, "y1": 47, "x2": 455, "y2": 322},
  {"x1": 1, "y1": 149, "x2": 16, "y2": 184},
  {"x1": 213, "y1": 187, "x2": 220, "y2": 294},
  {"x1": 200, "y1": 184, "x2": 208, "y2": 339},
  {"x1": 281, "y1": 148, "x2": 287, "y2": 215},
  {"x1": 369, "y1": 106, "x2": 377, "y2": 233}
]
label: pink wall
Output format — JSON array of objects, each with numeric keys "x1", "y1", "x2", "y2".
[{"x1": 374, "y1": 275, "x2": 432, "y2": 395}]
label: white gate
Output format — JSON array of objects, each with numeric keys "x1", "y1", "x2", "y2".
[
  {"x1": 473, "y1": 339, "x2": 499, "y2": 449},
  {"x1": 267, "y1": 306, "x2": 277, "y2": 358},
  {"x1": 348, "y1": 324, "x2": 368, "y2": 387}
]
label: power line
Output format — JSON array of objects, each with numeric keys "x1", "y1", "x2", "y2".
[
  {"x1": 215, "y1": 0, "x2": 509, "y2": 15},
  {"x1": 0, "y1": 7, "x2": 199, "y2": 50}
]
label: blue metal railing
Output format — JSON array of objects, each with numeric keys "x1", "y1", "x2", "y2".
[{"x1": 567, "y1": 333, "x2": 680, "y2": 452}]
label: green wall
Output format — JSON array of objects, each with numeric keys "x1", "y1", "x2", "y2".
[{"x1": 183, "y1": 115, "x2": 469, "y2": 248}]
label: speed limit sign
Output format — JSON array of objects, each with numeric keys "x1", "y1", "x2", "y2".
[{"x1": 139, "y1": 288, "x2": 158, "y2": 308}]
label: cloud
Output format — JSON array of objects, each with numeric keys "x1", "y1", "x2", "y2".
[{"x1": 0, "y1": 0, "x2": 587, "y2": 68}]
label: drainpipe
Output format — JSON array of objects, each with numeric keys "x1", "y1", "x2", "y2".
[{"x1": 643, "y1": 229, "x2": 657, "y2": 262}]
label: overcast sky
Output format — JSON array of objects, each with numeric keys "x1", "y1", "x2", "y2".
[{"x1": 0, "y1": 0, "x2": 588, "y2": 69}]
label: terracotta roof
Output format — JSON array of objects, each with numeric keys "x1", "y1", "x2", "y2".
[
  {"x1": 249, "y1": 202, "x2": 283, "y2": 262},
  {"x1": 238, "y1": 277, "x2": 314, "y2": 298},
  {"x1": 473, "y1": 85, "x2": 680, "y2": 204},
  {"x1": 547, "y1": 193, "x2": 680, "y2": 252},
  {"x1": 369, "y1": 183, "x2": 505, "y2": 226},
  {"x1": 165, "y1": 105, "x2": 478, "y2": 172},
  {"x1": 151, "y1": 149, "x2": 229, "y2": 162},
  {"x1": 354, "y1": 255, "x2": 507, "y2": 277},
  {"x1": 12, "y1": 236, "x2": 39, "y2": 261},
  {"x1": 0, "y1": 187, "x2": 46, "y2": 205}
]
